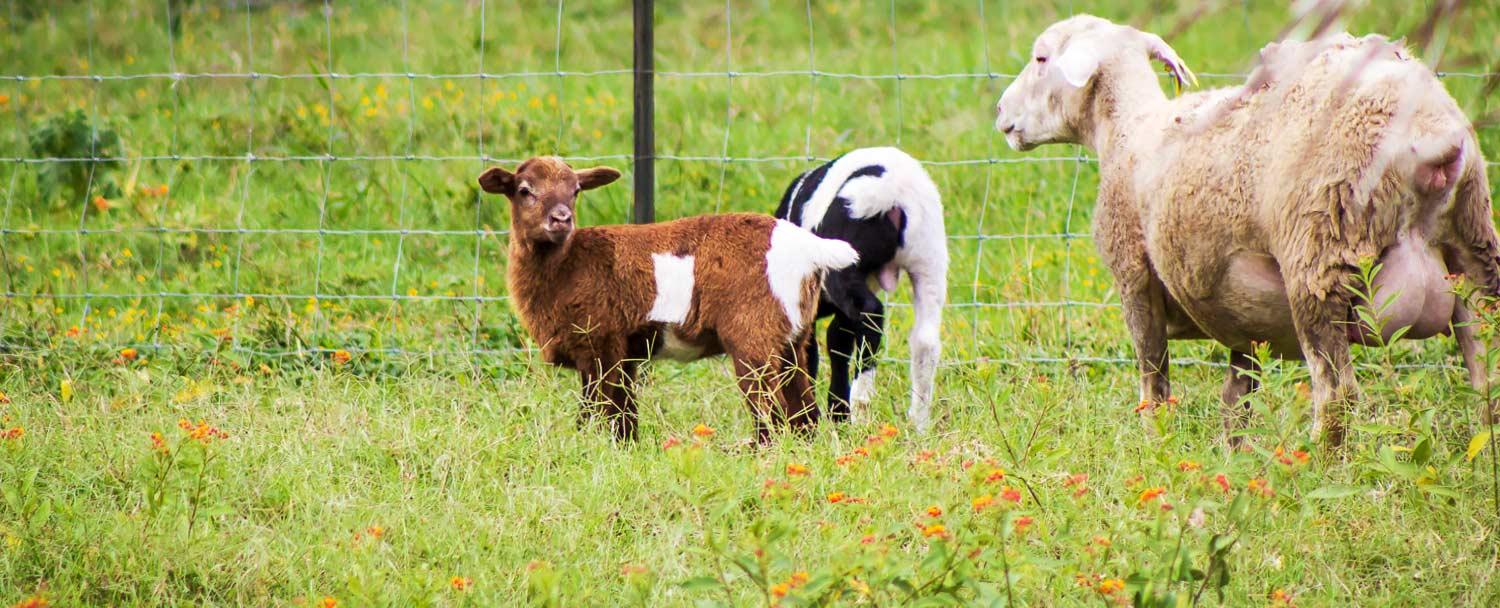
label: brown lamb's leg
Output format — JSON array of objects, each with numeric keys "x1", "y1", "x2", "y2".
[
  {"x1": 577, "y1": 345, "x2": 638, "y2": 441},
  {"x1": 778, "y1": 333, "x2": 820, "y2": 435}
]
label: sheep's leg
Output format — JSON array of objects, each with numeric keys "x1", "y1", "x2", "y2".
[
  {"x1": 849, "y1": 299, "x2": 886, "y2": 422},
  {"x1": 577, "y1": 353, "x2": 637, "y2": 441},
  {"x1": 1220, "y1": 349, "x2": 1260, "y2": 448},
  {"x1": 1288, "y1": 289, "x2": 1357, "y2": 448},
  {"x1": 1118, "y1": 281, "x2": 1172, "y2": 405},
  {"x1": 778, "y1": 336, "x2": 821, "y2": 435},
  {"x1": 906, "y1": 262, "x2": 945, "y2": 434},
  {"x1": 730, "y1": 353, "x2": 783, "y2": 443},
  {"x1": 824, "y1": 313, "x2": 858, "y2": 422},
  {"x1": 1453, "y1": 301, "x2": 1495, "y2": 424}
]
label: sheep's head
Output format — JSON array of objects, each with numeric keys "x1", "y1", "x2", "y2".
[
  {"x1": 994, "y1": 15, "x2": 1196, "y2": 151},
  {"x1": 478, "y1": 157, "x2": 621, "y2": 246}
]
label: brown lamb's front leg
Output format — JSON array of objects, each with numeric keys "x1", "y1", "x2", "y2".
[{"x1": 577, "y1": 343, "x2": 638, "y2": 441}]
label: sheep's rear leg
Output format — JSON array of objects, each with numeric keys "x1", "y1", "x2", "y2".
[
  {"x1": 1289, "y1": 289, "x2": 1357, "y2": 448},
  {"x1": 1453, "y1": 301, "x2": 1495, "y2": 424},
  {"x1": 825, "y1": 313, "x2": 858, "y2": 422},
  {"x1": 777, "y1": 335, "x2": 821, "y2": 435},
  {"x1": 1220, "y1": 349, "x2": 1260, "y2": 449},
  {"x1": 730, "y1": 353, "x2": 787, "y2": 444}
]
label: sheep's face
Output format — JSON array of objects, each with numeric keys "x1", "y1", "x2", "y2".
[
  {"x1": 995, "y1": 15, "x2": 1195, "y2": 151},
  {"x1": 478, "y1": 157, "x2": 621, "y2": 246},
  {"x1": 994, "y1": 16, "x2": 1115, "y2": 150}
]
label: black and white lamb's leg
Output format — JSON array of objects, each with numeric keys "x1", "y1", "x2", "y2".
[
  {"x1": 905, "y1": 257, "x2": 945, "y2": 434},
  {"x1": 825, "y1": 312, "x2": 857, "y2": 421},
  {"x1": 823, "y1": 268, "x2": 885, "y2": 423}
]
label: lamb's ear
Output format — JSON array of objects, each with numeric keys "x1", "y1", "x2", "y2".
[
  {"x1": 1054, "y1": 37, "x2": 1104, "y2": 88},
  {"x1": 477, "y1": 167, "x2": 517, "y2": 195},
  {"x1": 576, "y1": 166, "x2": 622, "y2": 191},
  {"x1": 1141, "y1": 31, "x2": 1198, "y2": 91}
]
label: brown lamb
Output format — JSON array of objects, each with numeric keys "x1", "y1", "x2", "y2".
[{"x1": 478, "y1": 156, "x2": 859, "y2": 441}]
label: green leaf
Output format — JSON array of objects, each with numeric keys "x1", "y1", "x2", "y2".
[
  {"x1": 677, "y1": 576, "x2": 722, "y2": 592},
  {"x1": 1467, "y1": 431, "x2": 1491, "y2": 462},
  {"x1": 1306, "y1": 485, "x2": 1367, "y2": 499},
  {"x1": 1413, "y1": 438, "x2": 1432, "y2": 465}
]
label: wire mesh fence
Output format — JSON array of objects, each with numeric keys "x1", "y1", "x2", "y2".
[{"x1": 1, "y1": 0, "x2": 1497, "y2": 371}]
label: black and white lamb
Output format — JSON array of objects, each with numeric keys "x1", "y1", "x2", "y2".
[{"x1": 773, "y1": 147, "x2": 948, "y2": 432}]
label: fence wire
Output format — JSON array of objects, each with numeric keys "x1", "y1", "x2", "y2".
[{"x1": 0, "y1": 1, "x2": 1495, "y2": 371}]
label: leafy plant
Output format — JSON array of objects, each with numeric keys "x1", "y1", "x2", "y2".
[{"x1": 27, "y1": 109, "x2": 124, "y2": 206}]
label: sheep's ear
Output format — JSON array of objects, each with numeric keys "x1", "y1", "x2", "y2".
[
  {"x1": 1141, "y1": 32, "x2": 1198, "y2": 91},
  {"x1": 478, "y1": 167, "x2": 517, "y2": 195},
  {"x1": 576, "y1": 166, "x2": 622, "y2": 191},
  {"x1": 1054, "y1": 38, "x2": 1103, "y2": 88}
]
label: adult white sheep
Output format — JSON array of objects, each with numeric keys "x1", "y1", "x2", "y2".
[{"x1": 994, "y1": 15, "x2": 1498, "y2": 448}]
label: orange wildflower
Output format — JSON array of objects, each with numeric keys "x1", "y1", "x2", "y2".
[
  {"x1": 1014, "y1": 515, "x2": 1034, "y2": 533},
  {"x1": 1137, "y1": 486, "x2": 1166, "y2": 506},
  {"x1": 860, "y1": 533, "x2": 877, "y2": 544},
  {"x1": 926, "y1": 505, "x2": 943, "y2": 518},
  {"x1": 785, "y1": 463, "x2": 810, "y2": 477},
  {"x1": 835, "y1": 454, "x2": 856, "y2": 466},
  {"x1": 449, "y1": 576, "x2": 473, "y2": 592},
  {"x1": 1269, "y1": 588, "x2": 1295, "y2": 607},
  {"x1": 1292, "y1": 450, "x2": 1310, "y2": 464},
  {"x1": 0, "y1": 390, "x2": 9, "y2": 404},
  {"x1": 1133, "y1": 399, "x2": 1152, "y2": 414},
  {"x1": 10, "y1": 596, "x2": 47, "y2": 608},
  {"x1": 119, "y1": 347, "x2": 138, "y2": 361},
  {"x1": 915, "y1": 449, "x2": 936, "y2": 463},
  {"x1": 1, "y1": 427, "x2": 21, "y2": 441},
  {"x1": 149, "y1": 431, "x2": 167, "y2": 453},
  {"x1": 1248, "y1": 478, "x2": 1274, "y2": 498},
  {"x1": 1176, "y1": 459, "x2": 1201, "y2": 472},
  {"x1": 971, "y1": 494, "x2": 994, "y2": 512},
  {"x1": 661, "y1": 436, "x2": 682, "y2": 450},
  {"x1": 331, "y1": 350, "x2": 351, "y2": 365},
  {"x1": 770, "y1": 582, "x2": 791, "y2": 598},
  {"x1": 921, "y1": 523, "x2": 948, "y2": 539},
  {"x1": 691, "y1": 424, "x2": 715, "y2": 438},
  {"x1": 984, "y1": 468, "x2": 1006, "y2": 483},
  {"x1": 366, "y1": 525, "x2": 384, "y2": 540},
  {"x1": 319, "y1": 597, "x2": 337, "y2": 608},
  {"x1": 92, "y1": 196, "x2": 110, "y2": 212},
  {"x1": 789, "y1": 571, "x2": 809, "y2": 586},
  {"x1": 1064, "y1": 473, "x2": 1089, "y2": 497},
  {"x1": 1000, "y1": 486, "x2": 1022, "y2": 504},
  {"x1": 1213, "y1": 473, "x2": 1231, "y2": 493},
  {"x1": 827, "y1": 492, "x2": 846, "y2": 504},
  {"x1": 156, "y1": 184, "x2": 170, "y2": 197},
  {"x1": 878, "y1": 423, "x2": 899, "y2": 438},
  {"x1": 1096, "y1": 578, "x2": 1125, "y2": 595}
]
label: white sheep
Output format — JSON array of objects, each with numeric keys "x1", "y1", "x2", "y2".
[{"x1": 994, "y1": 16, "x2": 1498, "y2": 447}]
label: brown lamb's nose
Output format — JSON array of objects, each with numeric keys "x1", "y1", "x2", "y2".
[{"x1": 549, "y1": 207, "x2": 572, "y2": 226}]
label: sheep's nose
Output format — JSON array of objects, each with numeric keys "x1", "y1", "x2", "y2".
[{"x1": 1001, "y1": 122, "x2": 1016, "y2": 135}]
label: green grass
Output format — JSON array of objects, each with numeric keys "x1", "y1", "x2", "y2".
[{"x1": 3, "y1": 0, "x2": 1500, "y2": 605}]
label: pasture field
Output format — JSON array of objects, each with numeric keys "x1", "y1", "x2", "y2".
[{"x1": 3, "y1": 0, "x2": 1500, "y2": 605}]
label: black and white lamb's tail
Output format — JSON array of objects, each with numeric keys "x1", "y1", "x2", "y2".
[{"x1": 799, "y1": 147, "x2": 948, "y2": 433}]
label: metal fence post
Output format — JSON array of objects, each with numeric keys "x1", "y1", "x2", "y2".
[{"x1": 632, "y1": 0, "x2": 655, "y2": 224}]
